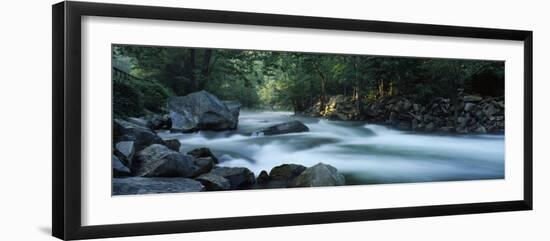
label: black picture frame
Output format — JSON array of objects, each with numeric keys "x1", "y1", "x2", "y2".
[{"x1": 52, "y1": 1, "x2": 533, "y2": 240}]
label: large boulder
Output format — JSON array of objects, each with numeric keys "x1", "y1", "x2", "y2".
[
  {"x1": 224, "y1": 100, "x2": 241, "y2": 123},
  {"x1": 113, "y1": 119, "x2": 164, "y2": 152},
  {"x1": 209, "y1": 167, "x2": 256, "y2": 189},
  {"x1": 256, "y1": 170, "x2": 270, "y2": 185},
  {"x1": 195, "y1": 173, "x2": 231, "y2": 191},
  {"x1": 187, "y1": 147, "x2": 218, "y2": 163},
  {"x1": 252, "y1": 121, "x2": 309, "y2": 136},
  {"x1": 290, "y1": 163, "x2": 345, "y2": 187},
  {"x1": 167, "y1": 91, "x2": 239, "y2": 132},
  {"x1": 112, "y1": 155, "x2": 131, "y2": 177},
  {"x1": 269, "y1": 164, "x2": 306, "y2": 182},
  {"x1": 131, "y1": 144, "x2": 195, "y2": 177},
  {"x1": 112, "y1": 177, "x2": 204, "y2": 195},
  {"x1": 254, "y1": 164, "x2": 307, "y2": 188}
]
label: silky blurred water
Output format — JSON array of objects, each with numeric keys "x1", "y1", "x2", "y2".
[{"x1": 159, "y1": 111, "x2": 504, "y2": 185}]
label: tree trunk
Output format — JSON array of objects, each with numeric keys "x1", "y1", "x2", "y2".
[
  {"x1": 354, "y1": 56, "x2": 362, "y2": 115},
  {"x1": 314, "y1": 63, "x2": 327, "y2": 111},
  {"x1": 188, "y1": 49, "x2": 198, "y2": 91}
]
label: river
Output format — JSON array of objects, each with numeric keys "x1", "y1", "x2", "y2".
[{"x1": 159, "y1": 111, "x2": 504, "y2": 185}]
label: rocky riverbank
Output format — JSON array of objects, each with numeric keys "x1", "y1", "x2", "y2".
[
  {"x1": 306, "y1": 91, "x2": 504, "y2": 134},
  {"x1": 113, "y1": 90, "x2": 344, "y2": 195}
]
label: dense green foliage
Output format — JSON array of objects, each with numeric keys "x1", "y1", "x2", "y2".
[
  {"x1": 113, "y1": 77, "x2": 144, "y2": 117},
  {"x1": 113, "y1": 45, "x2": 504, "y2": 116},
  {"x1": 112, "y1": 65, "x2": 171, "y2": 117}
]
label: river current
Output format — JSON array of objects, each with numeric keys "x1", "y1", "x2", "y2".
[{"x1": 158, "y1": 111, "x2": 504, "y2": 185}]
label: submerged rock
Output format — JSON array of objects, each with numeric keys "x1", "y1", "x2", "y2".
[
  {"x1": 131, "y1": 144, "x2": 195, "y2": 177},
  {"x1": 112, "y1": 177, "x2": 204, "y2": 195},
  {"x1": 167, "y1": 90, "x2": 239, "y2": 132},
  {"x1": 209, "y1": 167, "x2": 256, "y2": 189},
  {"x1": 195, "y1": 173, "x2": 231, "y2": 191},
  {"x1": 290, "y1": 163, "x2": 345, "y2": 187},
  {"x1": 252, "y1": 120, "x2": 309, "y2": 136}
]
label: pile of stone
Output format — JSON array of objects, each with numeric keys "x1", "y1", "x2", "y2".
[
  {"x1": 306, "y1": 95, "x2": 361, "y2": 121},
  {"x1": 112, "y1": 120, "x2": 346, "y2": 195},
  {"x1": 455, "y1": 95, "x2": 505, "y2": 134},
  {"x1": 309, "y1": 93, "x2": 504, "y2": 134},
  {"x1": 112, "y1": 91, "x2": 342, "y2": 195}
]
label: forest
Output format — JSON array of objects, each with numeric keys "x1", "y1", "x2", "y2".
[{"x1": 112, "y1": 45, "x2": 504, "y2": 118}]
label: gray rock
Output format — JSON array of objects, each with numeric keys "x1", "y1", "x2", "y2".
[
  {"x1": 483, "y1": 104, "x2": 498, "y2": 116},
  {"x1": 115, "y1": 141, "x2": 135, "y2": 165},
  {"x1": 397, "y1": 121, "x2": 411, "y2": 131},
  {"x1": 131, "y1": 144, "x2": 195, "y2": 177},
  {"x1": 257, "y1": 170, "x2": 270, "y2": 185},
  {"x1": 167, "y1": 90, "x2": 238, "y2": 132},
  {"x1": 146, "y1": 113, "x2": 172, "y2": 130},
  {"x1": 438, "y1": 126, "x2": 454, "y2": 132},
  {"x1": 269, "y1": 164, "x2": 306, "y2": 182},
  {"x1": 464, "y1": 102, "x2": 476, "y2": 112},
  {"x1": 126, "y1": 117, "x2": 150, "y2": 128},
  {"x1": 290, "y1": 163, "x2": 346, "y2": 187},
  {"x1": 290, "y1": 163, "x2": 345, "y2": 187},
  {"x1": 463, "y1": 95, "x2": 483, "y2": 102},
  {"x1": 187, "y1": 147, "x2": 218, "y2": 163},
  {"x1": 457, "y1": 117, "x2": 467, "y2": 126},
  {"x1": 218, "y1": 154, "x2": 233, "y2": 163},
  {"x1": 263, "y1": 164, "x2": 307, "y2": 188},
  {"x1": 163, "y1": 139, "x2": 181, "y2": 151},
  {"x1": 113, "y1": 119, "x2": 164, "y2": 152},
  {"x1": 456, "y1": 126, "x2": 467, "y2": 134},
  {"x1": 209, "y1": 167, "x2": 256, "y2": 189},
  {"x1": 252, "y1": 120, "x2": 309, "y2": 136},
  {"x1": 425, "y1": 122, "x2": 435, "y2": 132},
  {"x1": 412, "y1": 103, "x2": 421, "y2": 112},
  {"x1": 224, "y1": 100, "x2": 241, "y2": 123},
  {"x1": 473, "y1": 125, "x2": 487, "y2": 134},
  {"x1": 112, "y1": 177, "x2": 204, "y2": 195},
  {"x1": 112, "y1": 155, "x2": 131, "y2": 177},
  {"x1": 190, "y1": 157, "x2": 215, "y2": 177},
  {"x1": 195, "y1": 173, "x2": 231, "y2": 191}
]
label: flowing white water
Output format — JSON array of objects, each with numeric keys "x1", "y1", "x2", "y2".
[{"x1": 159, "y1": 111, "x2": 504, "y2": 184}]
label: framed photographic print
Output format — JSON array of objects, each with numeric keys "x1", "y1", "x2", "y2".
[{"x1": 52, "y1": 1, "x2": 533, "y2": 240}]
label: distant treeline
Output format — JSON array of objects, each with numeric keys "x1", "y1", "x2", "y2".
[{"x1": 112, "y1": 45, "x2": 504, "y2": 117}]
